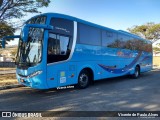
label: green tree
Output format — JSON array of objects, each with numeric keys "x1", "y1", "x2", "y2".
[
  {"x1": 0, "y1": 0, "x2": 51, "y2": 47},
  {"x1": 153, "y1": 47, "x2": 160, "y2": 56},
  {"x1": 0, "y1": 0, "x2": 50, "y2": 22},
  {"x1": 128, "y1": 22, "x2": 160, "y2": 42},
  {"x1": 128, "y1": 22, "x2": 160, "y2": 53},
  {"x1": 0, "y1": 22, "x2": 15, "y2": 48},
  {"x1": 153, "y1": 47, "x2": 160, "y2": 52},
  {"x1": 0, "y1": 22, "x2": 15, "y2": 38}
]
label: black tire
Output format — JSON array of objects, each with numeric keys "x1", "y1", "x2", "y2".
[
  {"x1": 77, "y1": 70, "x2": 90, "y2": 89},
  {"x1": 132, "y1": 66, "x2": 140, "y2": 79}
]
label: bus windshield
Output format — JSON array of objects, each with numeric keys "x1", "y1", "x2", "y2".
[{"x1": 16, "y1": 28, "x2": 43, "y2": 68}]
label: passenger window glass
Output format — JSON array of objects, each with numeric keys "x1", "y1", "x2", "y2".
[
  {"x1": 48, "y1": 34, "x2": 60, "y2": 55},
  {"x1": 78, "y1": 23, "x2": 101, "y2": 46},
  {"x1": 118, "y1": 34, "x2": 128, "y2": 49},
  {"x1": 47, "y1": 33, "x2": 71, "y2": 63},
  {"x1": 102, "y1": 31, "x2": 117, "y2": 48},
  {"x1": 59, "y1": 36, "x2": 69, "y2": 55}
]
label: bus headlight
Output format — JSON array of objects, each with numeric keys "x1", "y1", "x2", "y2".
[{"x1": 28, "y1": 71, "x2": 42, "y2": 78}]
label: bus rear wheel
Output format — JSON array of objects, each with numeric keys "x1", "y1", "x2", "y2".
[
  {"x1": 132, "y1": 66, "x2": 140, "y2": 79},
  {"x1": 78, "y1": 70, "x2": 90, "y2": 89}
]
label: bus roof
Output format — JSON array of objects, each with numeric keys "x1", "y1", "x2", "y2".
[{"x1": 29, "y1": 13, "x2": 149, "y2": 42}]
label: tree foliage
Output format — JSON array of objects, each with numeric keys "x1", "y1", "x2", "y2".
[
  {"x1": 0, "y1": 22, "x2": 15, "y2": 48},
  {"x1": 0, "y1": 22, "x2": 15, "y2": 38},
  {"x1": 0, "y1": 0, "x2": 51, "y2": 47},
  {"x1": 128, "y1": 22, "x2": 160, "y2": 43},
  {"x1": 153, "y1": 47, "x2": 160, "y2": 52},
  {"x1": 0, "y1": 0, "x2": 50, "y2": 22}
]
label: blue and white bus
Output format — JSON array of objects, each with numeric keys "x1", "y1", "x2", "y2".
[{"x1": 4, "y1": 13, "x2": 153, "y2": 89}]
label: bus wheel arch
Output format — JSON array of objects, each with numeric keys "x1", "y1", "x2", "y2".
[
  {"x1": 77, "y1": 67, "x2": 94, "y2": 89},
  {"x1": 132, "y1": 64, "x2": 140, "y2": 79}
]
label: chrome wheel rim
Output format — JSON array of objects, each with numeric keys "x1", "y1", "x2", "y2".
[
  {"x1": 135, "y1": 68, "x2": 139, "y2": 77},
  {"x1": 79, "y1": 73, "x2": 88, "y2": 87}
]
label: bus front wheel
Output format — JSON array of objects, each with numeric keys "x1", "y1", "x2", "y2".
[
  {"x1": 78, "y1": 70, "x2": 90, "y2": 89},
  {"x1": 132, "y1": 66, "x2": 140, "y2": 79}
]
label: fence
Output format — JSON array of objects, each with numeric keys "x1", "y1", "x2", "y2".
[{"x1": 0, "y1": 62, "x2": 15, "y2": 68}]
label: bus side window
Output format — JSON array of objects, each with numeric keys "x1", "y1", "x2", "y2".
[
  {"x1": 47, "y1": 33, "x2": 71, "y2": 63},
  {"x1": 102, "y1": 31, "x2": 117, "y2": 48},
  {"x1": 118, "y1": 35, "x2": 131, "y2": 49},
  {"x1": 78, "y1": 23, "x2": 101, "y2": 46}
]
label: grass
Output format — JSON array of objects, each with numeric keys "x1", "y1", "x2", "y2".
[{"x1": 0, "y1": 74, "x2": 18, "y2": 86}]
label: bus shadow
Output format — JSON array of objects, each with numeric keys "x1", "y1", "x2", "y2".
[
  {"x1": 37, "y1": 70, "x2": 154, "y2": 93},
  {"x1": 91, "y1": 71, "x2": 152, "y2": 87},
  {"x1": 10, "y1": 70, "x2": 154, "y2": 95}
]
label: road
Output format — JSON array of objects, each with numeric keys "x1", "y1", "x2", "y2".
[{"x1": 0, "y1": 69, "x2": 160, "y2": 119}]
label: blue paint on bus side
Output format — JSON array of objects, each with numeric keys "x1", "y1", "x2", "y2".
[
  {"x1": 98, "y1": 51, "x2": 142, "y2": 74},
  {"x1": 15, "y1": 13, "x2": 152, "y2": 89},
  {"x1": 16, "y1": 42, "x2": 152, "y2": 89}
]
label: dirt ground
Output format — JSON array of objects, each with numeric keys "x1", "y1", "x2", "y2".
[
  {"x1": 153, "y1": 56, "x2": 160, "y2": 67},
  {"x1": 0, "y1": 68, "x2": 16, "y2": 71},
  {"x1": 0, "y1": 74, "x2": 18, "y2": 86}
]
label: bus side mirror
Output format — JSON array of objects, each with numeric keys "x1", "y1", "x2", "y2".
[
  {"x1": 0, "y1": 35, "x2": 20, "y2": 48},
  {"x1": 2, "y1": 40, "x2": 5, "y2": 48},
  {"x1": 0, "y1": 40, "x2": 5, "y2": 48}
]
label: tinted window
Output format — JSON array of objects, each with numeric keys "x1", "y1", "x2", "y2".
[
  {"x1": 124, "y1": 37, "x2": 152, "y2": 52},
  {"x1": 47, "y1": 33, "x2": 71, "y2": 63},
  {"x1": 50, "y1": 18, "x2": 73, "y2": 36},
  {"x1": 145, "y1": 42, "x2": 152, "y2": 52},
  {"x1": 117, "y1": 34, "x2": 130, "y2": 49},
  {"x1": 102, "y1": 31, "x2": 117, "y2": 47},
  {"x1": 27, "y1": 16, "x2": 46, "y2": 24},
  {"x1": 125, "y1": 37, "x2": 134, "y2": 50},
  {"x1": 78, "y1": 23, "x2": 101, "y2": 46}
]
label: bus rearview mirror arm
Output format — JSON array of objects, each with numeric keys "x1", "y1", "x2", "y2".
[{"x1": 0, "y1": 35, "x2": 20, "y2": 48}]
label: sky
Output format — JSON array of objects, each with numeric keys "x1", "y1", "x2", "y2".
[{"x1": 8, "y1": 0, "x2": 160, "y2": 45}]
